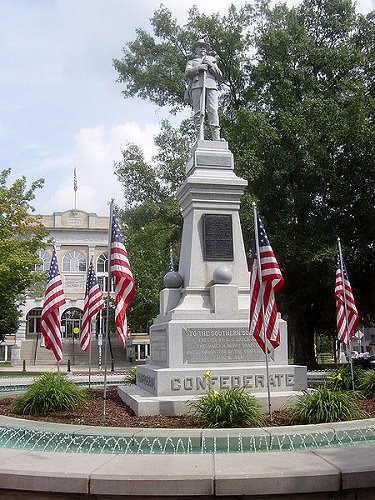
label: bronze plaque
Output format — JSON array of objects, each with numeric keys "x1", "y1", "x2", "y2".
[{"x1": 203, "y1": 214, "x2": 233, "y2": 261}]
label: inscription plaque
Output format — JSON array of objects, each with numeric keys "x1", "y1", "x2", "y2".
[
  {"x1": 203, "y1": 214, "x2": 233, "y2": 261},
  {"x1": 67, "y1": 218, "x2": 83, "y2": 226},
  {"x1": 63, "y1": 275, "x2": 84, "y2": 291},
  {"x1": 183, "y1": 327, "x2": 264, "y2": 363},
  {"x1": 151, "y1": 330, "x2": 167, "y2": 363}
]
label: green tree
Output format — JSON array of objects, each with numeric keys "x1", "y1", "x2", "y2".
[
  {"x1": 113, "y1": 4, "x2": 253, "y2": 115},
  {"x1": 229, "y1": 0, "x2": 375, "y2": 366},
  {"x1": 114, "y1": 1, "x2": 375, "y2": 367},
  {"x1": 113, "y1": 120, "x2": 192, "y2": 332},
  {"x1": 0, "y1": 169, "x2": 47, "y2": 340}
]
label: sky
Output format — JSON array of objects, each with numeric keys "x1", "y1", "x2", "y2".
[{"x1": 1, "y1": 0, "x2": 374, "y2": 216}]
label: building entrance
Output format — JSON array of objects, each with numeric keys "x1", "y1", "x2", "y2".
[{"x1": 61, "y1": 308, "x2": 82, "y2": 339}]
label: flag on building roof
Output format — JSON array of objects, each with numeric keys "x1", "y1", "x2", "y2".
[
  {"x1": 335, "y1": 254, "x2": 359, "y2": 346},
  {"x1": 110, "y1": 214, "x2": 135, "y2": 348},
  {"x1": 80, "y1": 258, "x2": 105, "y2": 352},
  {"x1": 249, "y1": 213, "x2": 284, "y2": 354},
  {"x1": 40, "y1": 247, "x2": 66, "y2": 361},
  {"x1": 73, "y1": 167, "x2": 77, "y2": 192}
]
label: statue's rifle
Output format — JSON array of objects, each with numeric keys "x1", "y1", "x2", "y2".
[{"x1": 199, "y1": 67, "x2": 206, "y2": 140}]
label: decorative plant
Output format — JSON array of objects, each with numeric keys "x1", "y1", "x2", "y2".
[
  {"x1": 11, "y1": 372, "x2": 87, "y2": 415},
  {"x1": 287, "y1": 386, "x2": 366, "y2": 424},
  {"x1": 360, "y1": 370, "x2": 375, "y2": 399},
  {"x1": 124, "y1": 366, "x2": 137, "y2": 385},
  {"x1": 326, "y1": 364, "x2": 366, "y2": 391},
  {"x1": 189, "y1": 386, "x2": 265, "y2": 428},
  {"x1": 189, "y1": 371, "x2": 264, "y2": 428}
]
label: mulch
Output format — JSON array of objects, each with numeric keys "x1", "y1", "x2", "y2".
[{"x1": 0, "y1": 388, "x2": 374, "y2": 428}]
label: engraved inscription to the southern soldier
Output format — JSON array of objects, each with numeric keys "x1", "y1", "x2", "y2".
[
  {"x1": 183, "y1": 327, "x2": 264, "y2": 363},
  {"x1": 203, "y1": 214, "x2": 233, "y2": 261}
]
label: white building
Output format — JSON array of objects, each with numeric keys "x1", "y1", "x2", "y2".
[{"x1": 4, "y1": 209, "x2": 149, "y2": 367}]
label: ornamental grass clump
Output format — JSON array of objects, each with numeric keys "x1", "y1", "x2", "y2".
[
  {"x1": 11, "y1": 372, "x2": 87, "y2": 415},
  {"x1": 189, "y1": 387, "x2": 265, "y2": 428},
  {"x1": 287, "y1": 386, "x2": 366, "y2": 425},
  {"x1": 124, "y1": 366, "x2": 137, "y2": 385},
  {"x1": 326, "y1": 364, "x2": 365, "y2": 391},
  {"x1": 360, "y1": 370, "x2": 375, "y2": 399}
]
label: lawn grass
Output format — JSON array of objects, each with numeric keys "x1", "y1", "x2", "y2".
[{"x1": 0, "y1": 371, "x2": 45, "y2": 378}]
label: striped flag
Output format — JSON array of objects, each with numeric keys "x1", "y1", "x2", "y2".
[
  {"x1": 40, "y1": 247, "x2": 66, "y2": 361},
  {"x1": 335, "y1": 254, "x2": 359, "y2": 346},
  {"x1": 249, "y1": 214, "x2": 284, "y2": 354},
  {"x1": 110, "y1": 214, "x2": 135, "y2": 348},
  {"x1": 80, "y1": 258, "x2": 105, "y2": 352},
  {"x1": 73, "y1": 167, "x2": 77, "y2": 192}
]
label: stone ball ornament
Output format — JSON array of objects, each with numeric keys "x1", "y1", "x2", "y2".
[
  {"x1": 213, "y1": 266, "x2": 232, "y2": 284},
  {"x1": 163, "y1": 271, "x2": 183, "y2": 289}
]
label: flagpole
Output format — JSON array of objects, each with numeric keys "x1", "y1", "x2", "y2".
[
  {"x1": 73, "y1": 167, "x2": 77, "y2": 210},
  {"x1": 88, "y1": 320, "x2": 92, "y2": 390},
  {"x1": 102, "y1": 199, "x2": 114, "y2": 421},
  {"x1": 253, "y1": 203, "x2": 272, "y2": 421},
  {"x1": 337, "y1": 237, "x2": 355, "y2": 391},
  {"x1": 87, "y1": 256, "x2": 93, "y2": 390}
]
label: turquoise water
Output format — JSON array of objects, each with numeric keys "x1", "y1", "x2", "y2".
[{"x1": 1, "y1": 425, "x2": 374, "y2": 454}]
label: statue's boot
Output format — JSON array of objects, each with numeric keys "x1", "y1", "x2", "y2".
[{"x1": 211, "y1": 126, "x2": 223, "y2": 141}]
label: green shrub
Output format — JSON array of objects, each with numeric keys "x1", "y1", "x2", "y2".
[
  {"x1": 11, "y1": 372, "x2": 87, "y2": 415},
  {"x1": 189, "y1": 387, "x2": 265, "y2": 428},
  {"x1": 124, "y1": 366, "x2": 137, "y2": 385},
  {"x1": 360, "y1": 370, "x2": 375, "y2": 399},
  {"x1": 287, "y1": 386, "x2": 366, "y2": 424},
  {"x1": 326, "y1": 364, "x2": 366, "y2": 391}
]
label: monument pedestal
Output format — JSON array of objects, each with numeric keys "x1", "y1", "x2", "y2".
[{"x1": 118, "y1": 140, "x2": 307, "y2": 416}]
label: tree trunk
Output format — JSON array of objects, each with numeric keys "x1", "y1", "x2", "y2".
[{"x1": 291, "y1": 310, "x2": 320, "y2": 370}]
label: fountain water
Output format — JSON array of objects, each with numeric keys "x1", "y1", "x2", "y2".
[{"x1": 0, "y1": 423, "x2": 374, "y2": 455}]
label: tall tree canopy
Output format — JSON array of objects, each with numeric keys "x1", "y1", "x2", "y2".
[
  {"x1": 114, "y1": 0, "x2": 375, "y2": 367},
  {"x1": 0, "y1": 169, "x2": 47, "y2": 340},
  {"x1": 113, "y1": 120, "x2": 193, "y2": 332}
]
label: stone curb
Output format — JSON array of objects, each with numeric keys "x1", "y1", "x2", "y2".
[{"x1": 0, "y1": 446, "x2": 374, "y2": 497}]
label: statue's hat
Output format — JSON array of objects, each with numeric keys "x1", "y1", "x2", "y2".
[{"x1": 191, "y1": 40, "x2": 210, "y2": 52}]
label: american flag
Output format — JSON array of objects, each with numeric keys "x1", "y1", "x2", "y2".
[
  {"x1": 40, "y1": 247, "x2": 66, "y2": 361},
  {"x1": 110, "y1": 214, "x2": 135, "y2": 348},
  {"x1": 80, "y1": 258, "x2": 105, "y2": 352},
  {"x1": 249, "y1": 214, "x2": 284, "y2": 354},
  {"x1": 73, "y1": 167, "x2": 77, "y2": 192},
  {"x1": 335, "y1": 254, "x2": 359, "y2": 346}
]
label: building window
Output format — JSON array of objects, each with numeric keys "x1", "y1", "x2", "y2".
[
  {"x1": 26, "y1": 308, "x2": 42, "y2": 337},
  {"x1": 34, "y1": 250, "x2": 51, "y2": 272},
  {"x1": 63, "y1": 250, "x2": 86, "y2": 272},
  {"x1": 97, "y1": 252, "x2": 108, "y2": 273},
  {"x1": 97, "y1": 252, "x2": 113, "y2": 292},
  {"x1": 0, "y1": 345, "x2": 10, "y2": 362},
  {"x1": 97, "y1": 276, "x2": 113, "y2": 293}
]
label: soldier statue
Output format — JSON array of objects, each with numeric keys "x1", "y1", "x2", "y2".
[{"x1": 185, "y1": 40, "x2": 223, "y2": 141}]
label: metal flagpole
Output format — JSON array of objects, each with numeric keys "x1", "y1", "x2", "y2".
[
  {"x1": 87, "y1": 257, "x2": 93, "y2": 390},
  {"x1": 102, "y1": 199, "x2": 114, "y2": 421},
  {"x1": 199, "y1": 69, "x2": 206, "y2": 140},
  {"x1": 88, "y1": 320, "x2": 92, "y2": 389},
  {"x1": 253, "y1": 203, "x2": 273, "y2": 421},
  {"x1": 74, "y1": 167, "x2": 77, "y2": 210},
  {"x1": 337, "y1": 237, "x2": 355, "y2": 391}
]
